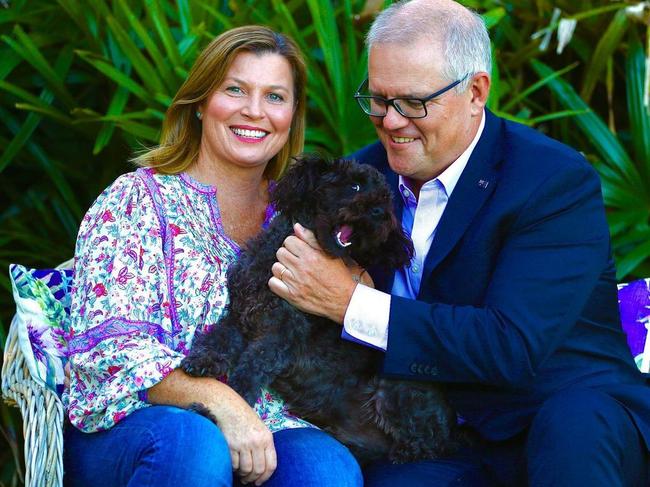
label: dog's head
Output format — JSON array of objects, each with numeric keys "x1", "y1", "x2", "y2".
[{"x1": 271, "y1": 155, "x2": 413, "y2": 270}]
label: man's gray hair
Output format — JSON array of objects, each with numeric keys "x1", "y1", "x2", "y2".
[{"x1": 366, "y1": 0, "x2": 492, "y2": 92}]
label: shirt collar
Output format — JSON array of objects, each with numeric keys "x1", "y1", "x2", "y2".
[{"x1": 398, "y1": 109, "x2": 486, "y2": 202}]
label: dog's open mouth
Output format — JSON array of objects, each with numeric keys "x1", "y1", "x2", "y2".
[{"x1": 335, "y1": 225, "x2": 353, "y2": 248}]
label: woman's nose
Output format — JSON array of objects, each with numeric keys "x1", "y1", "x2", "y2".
[{"x1": 241, "y1": 94, "x2": 264, "y2": 119}]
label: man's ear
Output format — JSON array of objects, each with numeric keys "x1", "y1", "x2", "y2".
[{"x1": 469, "y1": 72, "x2": 490, "y2": 116}]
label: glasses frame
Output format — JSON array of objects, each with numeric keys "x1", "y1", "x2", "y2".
[{"x1": 353, "y1": 74, "x2": 469, "y2": 119}]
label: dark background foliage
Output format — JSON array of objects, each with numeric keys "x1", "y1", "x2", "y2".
[{"x1": 1, "y1": 0, "x2": 648, "y2": 484}]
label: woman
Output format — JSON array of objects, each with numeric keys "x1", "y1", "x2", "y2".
[{"x1": 63, "y1": 26, "x2": 362, "y2": 487}]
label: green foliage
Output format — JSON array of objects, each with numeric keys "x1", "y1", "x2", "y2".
[{"x1": 0, "y1": 0, "x2": 649, "y2": 483}]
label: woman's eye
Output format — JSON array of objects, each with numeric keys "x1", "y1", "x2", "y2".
[
  {"x1": 225, "y1": 86, "x2": 243, "y2": 95},
  {"x1": 351, "y1": 183, "x2": 360, "y2": 192},
  {"x1": 267, "y1": 92, "x2": 285, "y2": 103}
]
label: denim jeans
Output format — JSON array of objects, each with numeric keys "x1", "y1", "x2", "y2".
[{"x1": 64, "y1": 405, "x2": 362, "y2": 487}]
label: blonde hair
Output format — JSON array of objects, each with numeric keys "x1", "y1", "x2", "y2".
[{"x1": 133, "y1": 25, "x2": 307, "y2": 180}]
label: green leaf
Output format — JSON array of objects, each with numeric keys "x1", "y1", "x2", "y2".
[
  {"x1": 93, "y1": 86, "x2": 130, "y2": 155},
  {"x1": 0, "y1": 48, "x2": 21, "y2": 80},
  {"x1": 615, "y1": 234, "x2": 650, "y2": 279},
  {"x1": 626, "y1": 28, "x2": 650, "y2": 183},
  {"x1": 105, "y1": 15, "x2": 166, "y2": 95},
  {"x1": 116, "y1": 0, "x2": 178, "y2": 93},
  {"x1": 530, "y1": 59, "x2": 643, "y2": 195},
  {"x1": 76, "y1": 49, "x2": 157, "y2": 105},
  {"x1": 502, "y1": 62, "x2": 579, "y2": 112},
  {"x1": 177, "y1": 0, "x2": 192, "y2": 35},
  {"x1": 148, "y1": 0, "x2": 183, "y2": 67},
  {"x1": 197, "y1": 1, "x2": 234, "y2": 31},
  {"x1": 114, "y1": 120, "x2": 160, "y2": 141},
  {"x1": 2, "y1": 25, "x2": 76, "y2": 108},
  {"x1": 0, "y1": 109, "x2": 47, "y2": 174},
  {"x1": 487, "y1": 43, "x2": 500, "y2": 111},
  {"x1": 306, "y1": 0, "x2": 345, "y2": 127},
  {"x1": 482, "y1": 7, "x2": 506, "y2": 30},
  {"x1": 0, "y1": 80, "x2": 72, "y2": 123},
  {"x1": 14, "y1": 102, "x2": 75, "y2": 124},
  {"x1": 580, "y1": 9, "x2": 628, "y2": 102},
  {"x1": 528, "y1": 109, "x2": 590, "y2": 125},
  {"x1": 0, "y1": 106, "x2": 82, "y2": 218}
]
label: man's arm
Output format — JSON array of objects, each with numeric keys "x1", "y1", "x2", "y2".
[
  {"x1": 270, "y1": 162, "x2": 611, "y2": 388},
  {"x1": 383, "y1": 162, "x2": 611, "y2": 386}
]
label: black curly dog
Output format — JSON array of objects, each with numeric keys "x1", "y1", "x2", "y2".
[{"x1": 181, "y1": 155, "x2": 463, "y2": 464}]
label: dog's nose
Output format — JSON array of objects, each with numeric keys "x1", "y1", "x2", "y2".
[{"x1": 370, "y1": 207, "x2": 384, "y2": 217}]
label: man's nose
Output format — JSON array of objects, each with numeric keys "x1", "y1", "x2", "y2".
[{"x1": 381, "y1": 104, "x2": 409, "y2": 130}]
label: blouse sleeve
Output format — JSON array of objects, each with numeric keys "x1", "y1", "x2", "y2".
[{"x1": 66, "y1": 172, "x2": 182, "y2": 432}]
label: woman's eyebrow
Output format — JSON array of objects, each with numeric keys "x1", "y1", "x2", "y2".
[{"x1": 224, "y1": 76, "x2": 290, "y2": 93}]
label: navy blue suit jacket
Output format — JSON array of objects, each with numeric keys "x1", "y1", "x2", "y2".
[{"x1": 350, "y1": 110, "x2": 650, "y2": 447}]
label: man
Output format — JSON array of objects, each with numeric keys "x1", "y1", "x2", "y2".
[{"x1": 268, "y1": 0, "x2": 650, "y2": 485}]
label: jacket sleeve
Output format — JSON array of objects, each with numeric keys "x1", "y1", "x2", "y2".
[{"x1": 382, "y1": 161, "x2": 612, "y2": 387}]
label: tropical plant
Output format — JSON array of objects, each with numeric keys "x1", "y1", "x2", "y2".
[{"x1": 1, "y1": 0, "x2": 648, "y2": 484}]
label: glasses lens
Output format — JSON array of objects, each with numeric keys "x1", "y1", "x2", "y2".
[
  {"x1": 393, "y1": 98, "x2": 427, "y2": 118},
  {"x1": 357, "y1": 96, "x2": 387, "y2": 117}
]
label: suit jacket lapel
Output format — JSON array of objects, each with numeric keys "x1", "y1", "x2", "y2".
[{"x1": 419, "y1": 111, "x2": 504, "y2": 289}]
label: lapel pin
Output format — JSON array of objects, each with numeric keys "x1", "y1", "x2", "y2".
[{"x1": 477, "y1": 179, "x2": 490, "y2": 189}]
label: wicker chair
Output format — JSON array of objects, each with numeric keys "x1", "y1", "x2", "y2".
[
  {"x1": 1, "y1": 259, "x2": 72, "y2": 487},
  {"x1": 2, "y1": 315, "x2": 64, "y2": 487}
]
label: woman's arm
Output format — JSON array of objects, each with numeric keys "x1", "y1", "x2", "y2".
[{"x1": 149, "y1": 369, "x2": 276, "y2": 486}]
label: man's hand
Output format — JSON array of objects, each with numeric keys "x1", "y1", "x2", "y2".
[{"x1": 268, "y1": 223, "x2": 366, "y2": 324}]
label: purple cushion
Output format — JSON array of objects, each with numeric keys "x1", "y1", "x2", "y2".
[{"x1": 618, "y1": 278, "x2": 650, "y2": 373}]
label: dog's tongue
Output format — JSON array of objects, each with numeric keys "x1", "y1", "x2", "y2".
[{"x1": 335, "y1": 225, "x2": 353, "y2": 248}]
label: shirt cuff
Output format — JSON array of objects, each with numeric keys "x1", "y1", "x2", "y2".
[{"x1": 342, "y1": 284, "x2": 390, "y2": 351}]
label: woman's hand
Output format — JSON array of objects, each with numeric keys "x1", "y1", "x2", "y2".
[
  {"x1": 213, "y1": 394, "x2": 277, "y2": 486},
  {"x1": 148, "y1": 370, "x2": 276, "y2": 485}
]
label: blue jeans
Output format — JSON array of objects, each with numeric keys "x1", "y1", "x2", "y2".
[{"x1": 64, "y1": 405, "x2": 362, "y2": 487}]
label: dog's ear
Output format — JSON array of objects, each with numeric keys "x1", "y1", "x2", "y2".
[{"x1": 271, "y1": 154, "x2": 331, "y2": 216}]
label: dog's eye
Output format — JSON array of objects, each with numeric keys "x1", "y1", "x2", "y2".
[{"x1": 351, "y1": 183, "x2": 360, "y2": 192}]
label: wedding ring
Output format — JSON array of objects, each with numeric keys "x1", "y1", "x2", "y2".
[{"x1": 280, "y1": 267, "x2": 288, "y2": 280}]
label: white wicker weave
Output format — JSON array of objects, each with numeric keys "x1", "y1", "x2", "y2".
[
  {"x1": 2, "y1": 314, "x2": 64, "y2": 487},
  {"x1": 2, "y1": 259, "x2": 69, "y2": 487}
]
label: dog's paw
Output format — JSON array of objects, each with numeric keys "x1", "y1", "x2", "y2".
[{"x1": 180, "y1": 353, "x2": 229, "y2": 378}]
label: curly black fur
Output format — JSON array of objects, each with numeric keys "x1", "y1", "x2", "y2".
[{"x1": 181, "y1": 155, "x2": 463, "y2": 465}]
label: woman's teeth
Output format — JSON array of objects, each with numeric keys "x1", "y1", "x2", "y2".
[{"x1": 232, "y1": 128, "x2": 267, "y2": 138}]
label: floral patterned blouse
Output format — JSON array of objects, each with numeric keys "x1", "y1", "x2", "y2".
[{"x1": 65, "y1": 168, "x2": 313, "y2": 433}]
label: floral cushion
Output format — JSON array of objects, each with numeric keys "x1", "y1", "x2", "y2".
[
  {"x1": 618, "y1": 278, "x2": 650, "y2": 373},
  {"x1": 9, "y1": 264, "x2": 73, "y2": 395}
]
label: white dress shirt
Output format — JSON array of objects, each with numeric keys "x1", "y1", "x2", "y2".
[{"x1": 343, "y1": 112, "x2": 486, "y2": 350}]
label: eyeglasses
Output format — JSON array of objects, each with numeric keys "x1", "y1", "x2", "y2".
[{"x1": 353, "y1": 75, "x2": 468, "y2": 119}]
